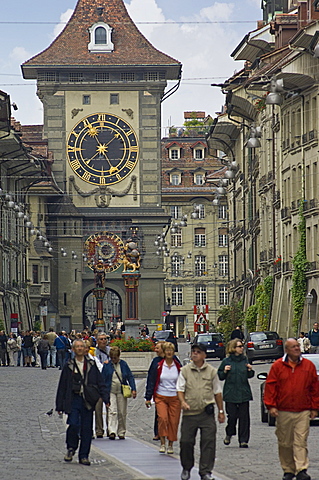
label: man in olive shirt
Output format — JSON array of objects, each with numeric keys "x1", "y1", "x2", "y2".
[{"x1": 177, "y1": 344, "x2": 225, "y2": 480}]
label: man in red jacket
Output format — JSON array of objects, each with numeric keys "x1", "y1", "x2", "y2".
[{"x1": 264, "y1": 338, "x2": 319, "y2": 480}]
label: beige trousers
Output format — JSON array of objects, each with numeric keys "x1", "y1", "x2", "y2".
[
  {"x1": 108, "y1": 391, "x2": 127, "y2": 437},
  {"x1": 94, "y1": 397, "x2": 108, "y2": 436},
  {"x1": 275, "y1": 410, "x2": 310, "y2": 474}
]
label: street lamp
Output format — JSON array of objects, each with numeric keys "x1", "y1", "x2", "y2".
[
  {"x1": 165, "y1": 297, "x2": 172, "y2": 329},
  {"x1": 305, "y1": 292, "x2": 313, "y2": 332}
]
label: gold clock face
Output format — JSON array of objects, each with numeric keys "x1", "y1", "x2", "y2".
[
  {"x1": 67, "y1": 113, "x2": 138, "y2": 185},
  {"x1": 84, "y1": 232, "x2": 125, "y2": 272}
]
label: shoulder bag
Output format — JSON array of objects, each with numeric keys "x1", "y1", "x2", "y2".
[{"x1": 113, "y1": 363, "x2": 132, "y2": 398}]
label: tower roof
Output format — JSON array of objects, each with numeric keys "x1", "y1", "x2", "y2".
[{"x1": 22, "y1": 0, "x2": 181, "y2": 79}]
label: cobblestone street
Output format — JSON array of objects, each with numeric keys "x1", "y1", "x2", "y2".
[{"x1": 1, "y1": 350, "x2": 319, "y2": 480}]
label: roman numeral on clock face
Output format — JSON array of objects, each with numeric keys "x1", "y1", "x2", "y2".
[
  {"x1": 82, "y1": 171, "x2": 91, "y2": 182},
  {"x1": 125, "y1": 160, "x2": 135, "y2": 169},
  {"x1": 70, "y1": 159, "x2": 81, "y2": 170}
]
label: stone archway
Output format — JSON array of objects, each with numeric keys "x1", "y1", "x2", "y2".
[{"x1": 83, "y1": 288, "x2": 122, "y2": 331}]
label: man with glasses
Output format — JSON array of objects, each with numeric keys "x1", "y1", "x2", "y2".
[
  {"x1": 94, "y1": 332, "x2": 110, "y2": 438},
  {"x1": 177, "y1": 343, "x2": 225, "y2": 480}
]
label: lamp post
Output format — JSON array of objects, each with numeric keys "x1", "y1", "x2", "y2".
[
  {"x1": 165, "y1": 297, "x2": 172, "y2": 330},
  {"x1": 305, "y1": 292, "x2": 313, "y2": 332}
]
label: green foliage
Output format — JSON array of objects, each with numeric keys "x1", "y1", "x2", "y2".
[
  {"x1": 292, "y1": 202, "x2": 308, "y2": 335},
  {"x1": 183, "y1": 112, "x2": 213, "y2": 136},
  {"x1": 33, "y1": 320, "x2": 42, "y2": 332},
  {"x1": 255, "y1": 276, "x2": 273, "y2": 330},
  {"x1": 110, "y1": 337, "x2": 155, "y2": 352},
  {"x1": 244, "y1": 304, "x2": 258, "y2": 333},
  {"x1": 0, "y1": 319, "x2": 5, "y2": 331},
  {"x1": 217, "y1": 299, "x2": 244, "y2": 342}
]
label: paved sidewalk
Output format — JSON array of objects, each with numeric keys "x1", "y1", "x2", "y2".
[{"x1": 92, "y1": 435, "x2": 231, "y2": 480}]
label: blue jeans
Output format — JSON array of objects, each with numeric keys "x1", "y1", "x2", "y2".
[
  {"x1": 66, "y1": 394, "x2": 93, "y2": 460},
  {"x1": 47, "y1": 345, "x2": 57, "y2": 367},
  {"x1": 57, "y1": 349, "x2": 66, "y2": 369},
  {"x1": 39, "y1": 351, "x2": 48, "y2": 369}
]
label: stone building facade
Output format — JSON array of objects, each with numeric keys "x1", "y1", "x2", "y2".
[{"x1": 21, "y1": 0, "x2": 181, "y2": 331}]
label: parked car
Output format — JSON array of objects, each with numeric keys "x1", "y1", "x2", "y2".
[
  {"x1": 151, "y1": 330, "x2": 178, "y2": 352},
  {"x1": 258, "y1": 354, "x2": 319, "y2": 426},
  {"x1": 192, "y1": 333, "x2": 225, "y2": 360},
  {"x1": 245, "y1": 331, "x2": 284, "y2": 363}
]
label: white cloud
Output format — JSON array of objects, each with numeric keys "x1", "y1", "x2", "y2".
[
  {"x1": 9, "y1": 46, "x2": 31, "y2": 63},
  {"x1": 126, "y1": 1, "x2": 241, "y2": 129},
  {"x1": 52, "y1": 9, "x2": 74, "y2": 39}
]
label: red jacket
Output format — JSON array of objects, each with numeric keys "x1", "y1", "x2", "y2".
[
  {"x1": 153, "y1": 358, "x2": 181, "y2": 398},
  {"x1": 264, "y1": 355, "x2": 319, "y2": 412}
]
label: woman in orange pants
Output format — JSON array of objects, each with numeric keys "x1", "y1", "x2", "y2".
[{"x1": 145, "y1": 341, "x2": 181, "y2": 454}]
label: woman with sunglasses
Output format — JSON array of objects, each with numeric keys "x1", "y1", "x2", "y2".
[{"x1": 218, "y1": 338, "x2": 254, "y2": 448}]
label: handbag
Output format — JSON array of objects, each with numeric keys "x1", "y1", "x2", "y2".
[
  {"x1": 121, "y1": 384, "x2": 132, "y2": 398},
  {"x1": 113, "y1": 363, "x2": 132, "y2": 398}
]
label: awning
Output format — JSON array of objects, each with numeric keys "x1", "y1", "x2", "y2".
[
  {"x1": 206, "y1": 118, "x2": 240, "y2": 157},
  {"x1": 276, "y1": 72, "x2": 315, "y2": 91},
  {"x1": 231, "y1": 25, "x2": 274, "y2": 62},
  {"x1": 226, "y1": 92, "x2": 257, "y2": 123}
]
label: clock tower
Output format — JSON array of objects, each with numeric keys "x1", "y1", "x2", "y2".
[{"x1": 22, "y1": 0, "x2": 181, "y2": 331}]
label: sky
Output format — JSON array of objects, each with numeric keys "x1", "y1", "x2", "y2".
[{"x1": 0, "y1": 0, "x2": 262, "y2": 135}]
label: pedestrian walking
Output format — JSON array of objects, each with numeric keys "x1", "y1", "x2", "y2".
[
  {"x1": 46, "y1": 327, "x2": 57, "y2": 367},
  {"x1": 145, "y1": 341, "x2": 181, "y2": 454},
  {"x1": 37, "y1": 334, "x2": 50, "y2": 369},
  {"x1": 264, "y1": 338, "x2": 319, "y2": 480},
  {"x1": 56, "y1": 339, "x2": 109, "y2": 466},
  {"x1": 218, "y1": 339, "x2": 254, "y2": 448},
  {"x1": 230, "y1": 326, "x2": 244, "y2": 341},
  {"x1": 102, "y1": 346, "x2": 136, "y2": 440},
  {"x1": 22, "y1": 330, "x2": 33, "y2": 367},
  {"x1": 7, "y1": 333, "x2": 19, "y2": 366},
  {"x1": 145, "y1": 340, "x2": 165, "y2": 440},
  {"x1": 54, "y1": 331, "x2": 69, "y2": 369},
  {"x1": 297, "y1": 332, "x2": 310, "y2": 353},
  {"x1": 177, "y1": 343, "x2": 225, "y2": 480},
  {"x1": 308, "y1": 322, "x2": 319, "y2": 353},
  {"x1": 0, "y1": 330, "x2": 8, "y2": 366},
  {"x1": 94, "y1": 332, "x2": 111, "y2": 438}
]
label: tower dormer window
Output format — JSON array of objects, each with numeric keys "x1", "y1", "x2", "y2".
[
  {"x1": 95, "y1": 26, "x2": 107, "y2": 45},
  {"x1": 88, "y1": 22, "x2": 114, "y2": 53}
]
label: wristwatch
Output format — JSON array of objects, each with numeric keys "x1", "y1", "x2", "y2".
[{"x1": 219, "y1": 410, "x2": 224, "y2": 414}]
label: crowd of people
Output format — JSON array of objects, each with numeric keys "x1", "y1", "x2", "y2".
[{"x1": 2, "y1": 322, "x2": 319, "y2": 480}]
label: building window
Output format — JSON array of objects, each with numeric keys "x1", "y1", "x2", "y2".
[
  {"x1": 170, "y1": 148, "x2": 180, "y2": 160},
  {"x1": 120, "y1": 72, "x2": 135, "y2": 81},
  {"x1": 194, "y1": 228, "x2": 206, "y2": 247},
  {"x1": 219, "y1": 285, "x2": 229, "y2": 305},
  {"x1": 32, "y1": 265, "x2": 39, "y2": 284},
  {"x1": 171, "y1": 255, "x2": 183, "y2": 276},
  {"x1": 218, "y1": 228, "x2": 228, "y2": 247},
  {"x1": 69, "y1": 72, "x2": 83, "y2": 82},
  {"x1": 110, "y1": 93, "x2": 119, "y2": 105},
  {"x1": 194, "y1": 148, "x2": 204, "y2": 160},
  {"x1": 171, "y1": 227, "x2": 182, "y2": 247},
  {"x1": 194, "y1": 204, "x2": 205, "y2": 219},
  {"x1": 218, "y1": 255, "x2": 229, "y2": 277},
  {"x1": 195, "y1": 255, "x2": 206, "y2": 276},
  {"x1": 83, "y1": 95, "x2": 91, "y2": 105},
  {"x1": 194, "y1": 174, "x2": 204, "y2": 185},
  {"x1": 218, "y1": 205, "x2": 228, "y2": 219},
  {"x1": 171, "y1": 174, "x2": 180, "y2": 185},
  {"x1": 95, "y1": 26, "x2": 107, "y2": 44},
  {"x1": 195, "y1": 285, "x2": 207, "y2": 306},
  {"x1": 171, "y1": 206, "x2": 182, "y2": 219},
  {"x1": 88, "y1": 22, "x2": 114, "y2": 53},
  {"x1": 38, "y1": 71, "x2": 59, "y2": 82},
  {"x1": 43, "y1": 266, "x2": 49, "y2": 282},
  {"x1": 63, "y1": 222, "x2": 67, "y2": 235},
  {"x1": 172, "y1": 286, "x2": 183, "y2": 306},
  {"x1": 95, "y1": 72, "x2": 109, "y2": 82},
  {"x1": 64, "y1": 293, "x2": 67, "y2": 306}
]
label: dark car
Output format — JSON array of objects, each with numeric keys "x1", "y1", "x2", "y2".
[
  {"x1": 193, "y1": 333, "x2": 225, "y2": 360},
  {"x1": 258, "y1": 354, "x2": 319, "y2": 426},
  {"x1": 245, "y1": 331, "x2": 283, "y2": 363},
  {"x1": 152, "y1": 330, "x2": 178, "y2": 352}
]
